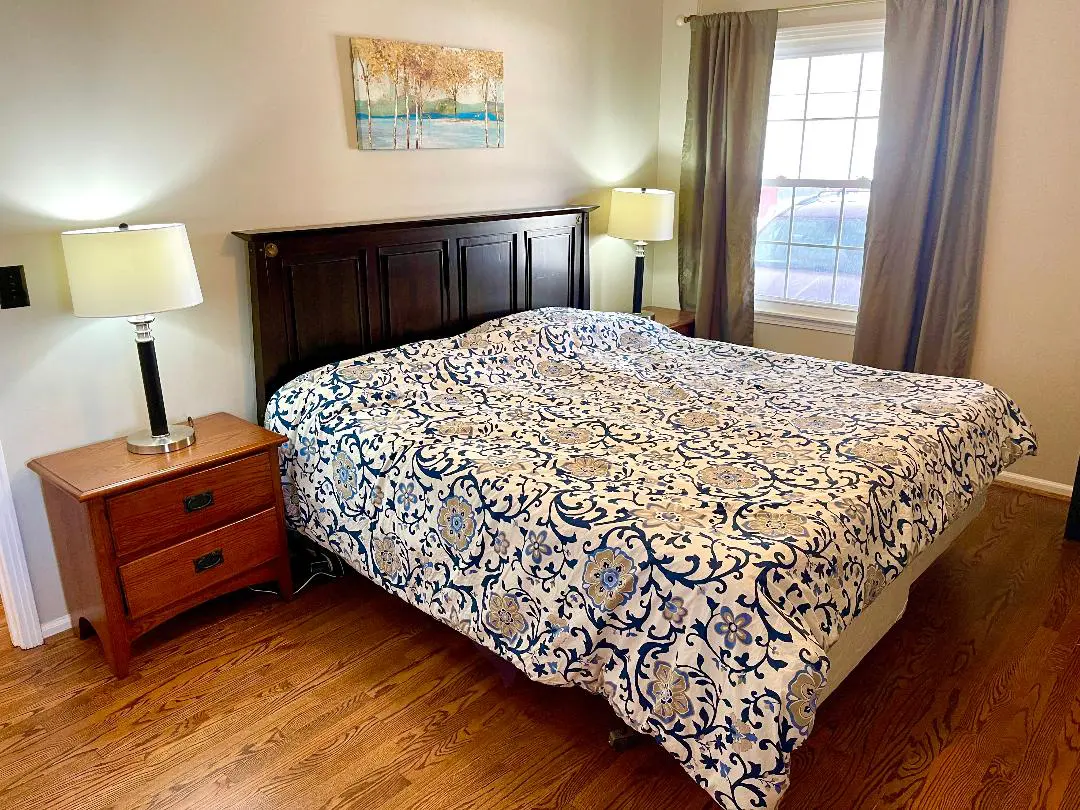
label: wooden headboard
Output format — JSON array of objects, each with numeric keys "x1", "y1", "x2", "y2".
[{"x1": 234, "y1": 205, "x2": 596, "y2": 415}]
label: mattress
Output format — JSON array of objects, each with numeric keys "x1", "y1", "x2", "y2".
[
  {"x1": 266, "y1": 308, "x2": 1036, "y2": 809},
  {"x1": 819, "y1": 491, "x2": 985, "y2": 702}
]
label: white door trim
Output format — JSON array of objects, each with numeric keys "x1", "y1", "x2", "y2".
[{"x1": 0, "y1": 440, "x2": 43, "y2": 649}]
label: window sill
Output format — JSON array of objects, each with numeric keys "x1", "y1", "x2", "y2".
[{"x1": 754, "y1": 301, "x2": 857, "y2": 336}]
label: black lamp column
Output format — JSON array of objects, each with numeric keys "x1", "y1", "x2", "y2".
[
  {"x1": 124, "y1": 315, "x2": 195, "y2": 454},
  {"x1": 131, "y1": 316, "x2": 170, "y2": 438},
  {"x1": 631, "y1": 240, "x2": 647, "y2": 314}
]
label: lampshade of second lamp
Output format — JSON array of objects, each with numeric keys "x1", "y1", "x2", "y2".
[
  {"x1": 608, "y1": 188, "x2": 675, "y2": 313},
  {"x1": 608, "y1": 188, "x2": 675, "y2": 242}
]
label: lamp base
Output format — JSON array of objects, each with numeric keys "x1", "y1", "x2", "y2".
[{"x1": 126, "y1": 423, "x2": 196, "y2": 455}]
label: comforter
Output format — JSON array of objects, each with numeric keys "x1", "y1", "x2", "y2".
[{"x1": 266, "y1": 308, "x2": 1036, "y2": 808}]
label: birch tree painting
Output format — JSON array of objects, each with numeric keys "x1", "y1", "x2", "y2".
[{"x1": 350, "y1": 38, "x2": 505, "y2": 150}]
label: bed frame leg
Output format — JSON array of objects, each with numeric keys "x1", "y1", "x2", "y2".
[
  {"x1": 608, "y1": 723, "x2": 650, "y2": 752},
  {"x1": 474, "y1": 642, "x2": 520, "y2": 687},
  {"x1": 494, "y1": 658, "x2": 519, "y2": 688}
]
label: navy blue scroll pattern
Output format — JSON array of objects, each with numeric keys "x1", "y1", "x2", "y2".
[{"x1": 266, "y1": 308, "x2": 1036, "y2": 808}]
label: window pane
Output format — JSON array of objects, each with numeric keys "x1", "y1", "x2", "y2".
[
  {"x1": 771, "y1": 57, "x2": 810, "y2": 95},
  {"x1": 850, "y1": 118, "x2": 879, "y2": 179},
  {"x1": 760, "y1": 48, "x2": 879, "y2": 314},
  {"x1": 769, "y1": 94, "x2": 806, "y2": 121},
  {"x1": 763, "y1": 120, "x2": 803, "y2": 178},
  {"x1": 835, "y1": 248, "x2": 865, "y2": 306},
  {"x1": 800, "y1": 119, "x2": 854, "y2": 178},
  {"x1": 757, "y1": 186, "x2": 794, "y2": 238},
  {"x1": 860, "y1": 52, "x2": 884, "y2": 92},
  {"x1": 755, "y1": 243, "x2": 788, "y2": 298},
  {"x1": 806, "y1": 92, "x2": 858, "y2": 119},
  {"x1": 786, "y1": 246, "x2": 837, "y2": 303},
  {"x1": 791, "y1": 187, "x2": 842, "y2": 246},
  {"x1": 808, "y1": 54, "x2": 862, "y2": 94},
  {"x1": 858, "y1": 90, "x2": 880, "y2": 117},
  {"x1": 839, "y1": 189, "x2": 870, "y2": 248}
]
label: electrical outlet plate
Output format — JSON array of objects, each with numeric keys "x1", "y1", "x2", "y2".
[{"x1": 0, "y1": 265, "x2": 29, "y2": 309}]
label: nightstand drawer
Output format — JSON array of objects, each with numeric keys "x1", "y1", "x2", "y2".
[
  {"x1": 108, "y1": 453, "x2": 275, "y2": 557},
  {"x1": 119, "y1": 508, "x2": 281, "y2": 618}
]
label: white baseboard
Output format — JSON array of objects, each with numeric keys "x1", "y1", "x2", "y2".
[
  {"x1": 996, "y1": 471, "x2": 1074, "y2": 500},
  {"x1": 40, "y1": 614, "x2": 73, "y2": 639}
]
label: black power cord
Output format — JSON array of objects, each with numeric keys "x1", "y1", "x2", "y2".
[{"x1": 249, "y1": 536, "x2": 345, "y2": 597}]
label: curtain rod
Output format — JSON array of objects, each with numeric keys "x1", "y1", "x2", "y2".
[{"x1": 676, "y1": 0, "x2": 880, "y2": 25}]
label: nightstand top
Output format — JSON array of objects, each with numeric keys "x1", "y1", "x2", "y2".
[
  {"x1": 644, "y1": 307, "x2": 695, "y2": 331},
  {"x1": 28, "y1": 412, "x2": 285, "y2": 502}
]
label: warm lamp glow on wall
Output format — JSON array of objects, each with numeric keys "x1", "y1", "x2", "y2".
[
  {"x1": 607, "y1": 188, "x2": 675, "y2": 314},
  {"x1": 60, "y1": 223, "x2": 203, "y2": 454}
]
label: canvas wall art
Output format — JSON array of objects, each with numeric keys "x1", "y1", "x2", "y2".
[{"x1": 350, "y1": 37, "x2": 504, "y2": 150}]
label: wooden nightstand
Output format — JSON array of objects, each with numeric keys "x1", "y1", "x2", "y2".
[
  {"x1": 28, "y1": 412, "x2": 293, "y2": 677},
  {"x1": 644, "y1": 307, "x2": 695, "y2": 337}
]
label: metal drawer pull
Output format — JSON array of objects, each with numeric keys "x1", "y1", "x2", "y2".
[
  {"x1": 193, "y1": 549, "x2": 224, "y2": 573},
  {"x1": 183, "y1": 490, "x2": 214, "y2": 513}
]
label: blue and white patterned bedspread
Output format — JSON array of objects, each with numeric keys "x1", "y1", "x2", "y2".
[{"x1": 266, "y1": 308, "x2": 1036, "y2": 808}]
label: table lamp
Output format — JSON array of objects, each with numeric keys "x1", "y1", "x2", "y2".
[
  {"x1": 60, "y1": 223, "x2": 203, "y2": 455},
  {"x1": 607, "y1": 188, "x2": 675, "y2": 314}
]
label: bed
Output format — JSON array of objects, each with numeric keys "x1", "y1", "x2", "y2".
[{"x1": 236, "y1": 211, "x2": 1036, "y2": 809}]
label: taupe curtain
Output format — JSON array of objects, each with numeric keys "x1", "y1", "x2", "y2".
[
  {"x1": 679, "y1": 11, "x2": 777, "y2": 344},
  {"x1": 853, "y1": 0, "x2": 1008, "y2": 377}
]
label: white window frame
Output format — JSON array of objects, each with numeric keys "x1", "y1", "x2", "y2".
[{"x1": 755, "y1": 18, "x2": 886, "y2": 336}]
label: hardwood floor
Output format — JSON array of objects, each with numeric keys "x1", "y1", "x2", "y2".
[{"x1": 0, "y1": 486, "x2": 1073, "y2": 809}]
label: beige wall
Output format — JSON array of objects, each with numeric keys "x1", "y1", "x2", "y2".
[
  {"x1": 655, "y1": 0, "x2": 1078, "y2": 487},
  {"x1": 0, "y1": 0, "x2": 663, "y2": 627},
  {"x1": 649, "y1": 0, "x2": 699, "y2": 308},
  {"x1": 968, "y1": 0, "x2": 1080, "y2": 488},
  {"x1": 754, "y1": 322, "x2": 854, "y2": 362}
]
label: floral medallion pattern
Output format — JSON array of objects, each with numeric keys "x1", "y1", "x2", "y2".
[
  {"x1": 716, "y1": 606, "x2": 754, "y2": 649},
  {"x1": 673, "y1": 410, "x2": 720, "y2": 429},
  {"x1": 786, "y1": 667, "x2": 825, "y2": 731},
  {"x1": 744, "y1": 509, "x2": 811, "y2": 539},
  {"x1": 372, "y1": 536, "x2": 401, "y2": 577},
  {"x1": 266, "y1": 307, "x2": 1036, "y2": 808},
  {"x1": 699, "y1": 465, "x2": 758, "y2": 491},
  {"x1": 632, "y1": 501, "x2": 708, "y2": 532},
  {"x1": 559, "y1": 456, "x2": 611, "y2": 479},
  {"x1": 646, "y1": 662, "x2": 693, "y2": 722},
  {"x1": 583, "y1": 548, "x2": 637, "y2": 611},
  {"x1": 437, "y1": 496, "x2": 476, "y2": 550},
  {"x1": 485, "y1": 593, "x2": 527, "y2": 639},
  {"x1": 662, "y1": 595, "x2": 688, "y2": 625},
  {"x1": 331, "y1": 451, "x2": 358, "y2": 500}
]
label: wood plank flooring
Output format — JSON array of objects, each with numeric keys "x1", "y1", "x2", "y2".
[{"x1": 0, "y1": 486, "x2": 1073, "y2": 809}]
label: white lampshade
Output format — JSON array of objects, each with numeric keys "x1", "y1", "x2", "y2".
[
  {"x1": 60, "y1": 223, "x2": 203, "y2": 318},
  {"x1": 608, "y1": 188, "x2": 675, "y2": 242}
]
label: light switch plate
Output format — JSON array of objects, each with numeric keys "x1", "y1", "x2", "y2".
[{"x1": 0, "y1": 265, "x2": 29, "y2": 309}]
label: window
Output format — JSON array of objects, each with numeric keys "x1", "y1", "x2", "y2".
[{"x1": 755, "y1": 21, "x2": 885, "y2": 331}]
